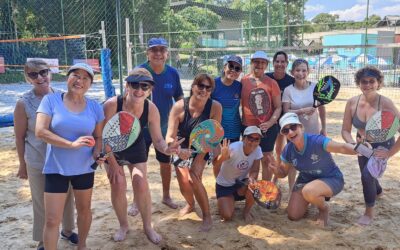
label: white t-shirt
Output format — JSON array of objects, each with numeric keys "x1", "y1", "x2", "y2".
[
  {"x1": 282, "y1": 82, "x2": 321, "y2": 134},
  {"x1": 216, "y1": 141, "x2": 263, "y2": 187}
]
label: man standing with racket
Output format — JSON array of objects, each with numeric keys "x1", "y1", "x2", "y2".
[
  {"x1": 213, "y1": 126, "x2": 263, "y2": 223},
  {"x1": 138, "y1": 37, "x2": 184, "y2": 212},
  {"x1": 241, "y1": 51, "x2": 282, "y2": 181}
]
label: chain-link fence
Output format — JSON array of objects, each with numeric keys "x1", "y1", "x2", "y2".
[{"x1": 1, "y1": 0, "x2": 399, "y2": 88}]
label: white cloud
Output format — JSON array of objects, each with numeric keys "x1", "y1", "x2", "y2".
[
  {"x1": 305, "y1": 4, "x2": 325, "y2": 13},
  {"x1": 329, "y1": 4, "x2": 368, "y2": 21},
  {"x1": 373, "y1": 5, "x2": 400, "y2": 17}
]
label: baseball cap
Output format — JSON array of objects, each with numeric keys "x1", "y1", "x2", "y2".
[
  {"x1": 279, "y1": 112, "x2": 302, "y2": 132},
  {"x1": 226, "y1": 55, "x2": 243, "y2": 66},
  {"x1": 243, "y1": 126, "x2": 263, "y2": 137},
  {"x1": 147, "y1": 37, "x2": 168, "y2": 48},
  {"x1": 67, "y1": 63, "x2": 94, "y2": 80},
  {"x1": 251, "y1": 51, "x2": 269, "y2": 62}
]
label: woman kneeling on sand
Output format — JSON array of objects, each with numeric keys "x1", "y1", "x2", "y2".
[{"x1": 269, "y1": 112, "x2": 357, "y2": 227}]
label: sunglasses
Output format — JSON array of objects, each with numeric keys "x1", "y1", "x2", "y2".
[
  {"x1": 128, "y1": 82, "x2": 152, "y2": 91},
  {"x1": 149, "y1": 47, "x2": 167, "y2": 53},
  {"x1": 246, "y1": 135, "x2": 261, "y2": 142},
  {"x1": 227, "y1": 63, "x2": 242, "y2": 73},
  {"x1": 27, "y1": 69, "x2": 49, "y2": 79},
  {"x1": 196, "y1": 82, "x2": 212, "y2": 92},
  {"x1": 281, "y1": 124, "x2": 299, "y2": 135}
]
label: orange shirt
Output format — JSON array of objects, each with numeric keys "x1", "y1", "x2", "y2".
[{"x1": 241, "y1": 74, "x2": 280, "y2": 126}]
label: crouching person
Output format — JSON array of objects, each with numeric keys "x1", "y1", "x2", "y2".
[{"x1": 213, "y1": 126, "x2": 263, "y2": 223}]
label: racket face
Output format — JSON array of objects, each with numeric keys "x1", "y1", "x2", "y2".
[
  {"x1": 102, "y1": 111, "x2": 141, "y2": 152},
  {"x1": 313, "y1": 75, "x2": 340, "y2": 107},
  {"x1": 248, "y1": 88, "x2": 271, "y2": 123},
  {"x1": 250, "y1": 180, "x2": 281, "y2": 210},
  {"x1": 189, "y1": 119, "x2": 224, "y2": 153},
  {"x1": 366, "y1": 110, "x2": 400, "y2": 143}
]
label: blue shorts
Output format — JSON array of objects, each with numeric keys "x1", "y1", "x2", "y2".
[
  {"x1": 45, "y1": 172, "x2": 95, "y2": 193},
  {"x1": 216, "y1": 182, "x2": 246, "y2": 201},
  {"x1": 293, "y1": 174, "x2": 344, "y2": 196}
]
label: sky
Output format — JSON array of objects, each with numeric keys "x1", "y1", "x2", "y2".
[{"x1": 304, "y1": 0, "x2": 400, "y2": 21}]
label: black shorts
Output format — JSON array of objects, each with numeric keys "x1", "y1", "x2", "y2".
[
  {"x1": 45, "y1": 172, "x2": 95, "y2": 193},
  {"x1": 145, "y1": 141, "x2": 171, "y2": 163},
  {"x1": 216, "y1": 182, "x2": 246, "y2": 201},
  {"x1": 114, "y1": 137, "x2": 148, "y2": 165},
  {"x1": 259, "y1": 123, "x2": 279, "y2": 152}
]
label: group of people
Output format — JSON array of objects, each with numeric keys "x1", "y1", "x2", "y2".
[{"x1": 14, "y1": 37, "x2": 400, "y2": 250}]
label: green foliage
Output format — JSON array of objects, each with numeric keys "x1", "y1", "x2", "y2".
[{"x1": 178, "y1": 6, "x2": 222, "y2": 30}]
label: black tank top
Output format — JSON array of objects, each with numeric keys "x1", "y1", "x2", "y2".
[
  {"x1": 178, "y1": 97, "x2": 212, "y2": 148},
  {"x1": 113, "y1": 95, "x2": 149, "y2": 164}
]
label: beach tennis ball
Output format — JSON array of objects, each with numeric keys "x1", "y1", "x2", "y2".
[{"x1": 87, "y1": 137, "x2": 96, "y2": 147}]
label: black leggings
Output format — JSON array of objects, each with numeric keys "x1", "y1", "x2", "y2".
[{"x1": 358, "y1": 138, "x2": 394, "y2": 207}]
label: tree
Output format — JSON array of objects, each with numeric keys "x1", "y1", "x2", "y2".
[{"x1": 311, "y1": 13, "x2": 339, "y2": 32}]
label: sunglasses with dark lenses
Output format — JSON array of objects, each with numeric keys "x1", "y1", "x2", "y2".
[
  {"x1": 149, "y1": 47, "x2": 167, "y2": 53},
  {"x1": 228, "y1": 63, "x2": 242, "y2": 73},
  {"x1": 246, "y1": 135, "x2": 261, "y2": 142},
  {"x1": 128, "y1": 82, "x2": 151, "y2": 91},
  {"x1": 27, "y1": 69, "x2": 49, "y2": 79},
  {"x1": 281, "y1": 124, "x2": 299, "y2": 135},
  {"x1": 196, "y1": 82, "x2": 213, "y2": 92}
]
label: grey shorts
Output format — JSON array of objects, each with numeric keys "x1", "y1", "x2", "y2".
[{"x1": 293, "y1": 174, "x2": 344, "y2": 196}]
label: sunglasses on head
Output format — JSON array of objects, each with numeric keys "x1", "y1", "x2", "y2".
[
  {"x1": 196, "y1": 82, "x2": 212, "y2": 92},
  {"x1": 227, "y1": 63, "x2": 242, "y2": 73},
  {"x1": 281, "y1": 124, "x2": 299, "y2": 135},
  {"x1": 128, "y1": 82, "x2": 152, "y2": 91},
  {"x1": 246, "y1": 135, "x2": 261, "y2": 142},
  {"x1": 27, "y1": 69, "x2": 49, "y2": 79}
]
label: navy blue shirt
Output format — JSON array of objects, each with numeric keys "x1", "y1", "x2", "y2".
[
  {"x1": 281, "y1": 134, "x2": 343, "y2": 180},
  {"x1": 211, "y1": 77, "x2": 242, "y2": 140},
  {"x1": 266, "y1": 72, "x2": 294, "y2": 95},
  {"x1": 139, "y1": 62, "x2": 183, "y2": 135}
]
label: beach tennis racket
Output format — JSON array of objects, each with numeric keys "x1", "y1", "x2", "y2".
[
  {"x1": 248, "y1": 88, "x2": 271, "y2": 134},
  {"x1": 365, "y1": 110, "x2": 400, "y2": 143},
  {"x1": 91, "y1": 111, "x2": 141, "y2": 170},
  {"x1": 188, "y1": 119, "x2": 224, "y2": 153},
  {"x1": 248, "y1": 180, "x2": 281, "y2": 210},
  {"x1": 312, "y1": 75, "x2": 340, "y2": 108}
]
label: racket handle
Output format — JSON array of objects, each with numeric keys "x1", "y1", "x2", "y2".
[{"x1": 91, "y1": 153, "x2": 105, "y2": 170}]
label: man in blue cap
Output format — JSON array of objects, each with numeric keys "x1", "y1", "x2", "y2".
[{"x1": 128, "y1": 37, "x2": 183, "y2": 215}]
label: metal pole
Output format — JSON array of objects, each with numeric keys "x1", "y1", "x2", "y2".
[
  {"x1": 168, "y1": 0, "x2": 172, "y2": 66},
  {"x1": 364, "y1": 0, "x2": 370, "y2": 65},
  {"x1": 116, "y1": 0, "x2": 124, "y2": 95},
  {"x1": 60, "y1": 0, "x2": 68, "y2": 65},
  {"x1": 126, "y1": 18, "x2": 132, "y2": 74},
  {"x1": 132, "y1": 0, "x2": 137, "y2": 66},
  {"x1": 266, "y1": 0, "x2": 270, "y2": 49},
  {"x1": 100, "y1": 21, "x2": 107, "y2": 48}
]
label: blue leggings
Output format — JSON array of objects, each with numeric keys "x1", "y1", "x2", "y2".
[{"x1": 358, "y1": 138, "x2": 394, "y2": 207}]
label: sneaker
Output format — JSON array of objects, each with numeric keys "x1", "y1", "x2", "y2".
[{"x1": 60, "y1": 231, "x2": 79, "y2": 245}]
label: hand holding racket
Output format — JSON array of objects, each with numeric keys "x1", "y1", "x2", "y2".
[
  {"x1": 365, "y1": 110, "x2": 400, "y2": 143},
  {"x1": 248, "y1": 88, "x2": 272, "y2": 134},
  {"x1": 91, "y1": 111, "x2": 141, "y2": 170}
]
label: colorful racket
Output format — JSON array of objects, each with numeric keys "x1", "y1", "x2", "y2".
[
  {"x1": 248, "y1": 180, "x2": 281, "y2": 210},
  {"x1": 188, "y1": 119, "x2": 224, "y2": 153},
  {"x1": 312, "y1": 75, "x2": 340, "y2": 107},
  {"x1": 365, "y1": 110, "x2": 400, "y2": 143},
  {"x1": 91, "y1": 111, "x2": 141, "y2": 170},
  {"x1": 248, "y1": 87, "x2": 271, "y2": 124}
]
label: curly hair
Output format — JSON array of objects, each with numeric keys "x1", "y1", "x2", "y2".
[{"x1": 354, "y1": 66, "x2": 384, "y2": 88}]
